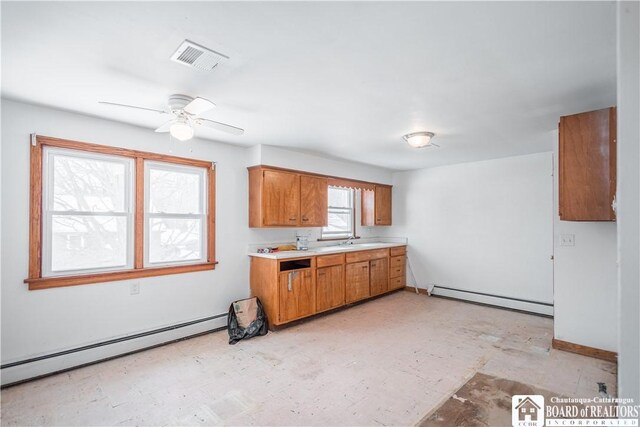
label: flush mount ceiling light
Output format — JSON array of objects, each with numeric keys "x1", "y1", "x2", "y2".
[
  {"x1": 403, "y1": 131, "x2": 437, "y2": 148},
  {"x1": 169, "y1": 116, "x2": 194, "y2": 141}
]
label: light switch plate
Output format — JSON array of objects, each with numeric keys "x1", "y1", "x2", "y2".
[{"x1": 560, "y1": 234, "x2": 575, "y2": 246}]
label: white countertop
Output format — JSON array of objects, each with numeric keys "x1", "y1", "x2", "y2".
[{"x1": 248, "y1": 241, "x2": 406, "y2": 260}]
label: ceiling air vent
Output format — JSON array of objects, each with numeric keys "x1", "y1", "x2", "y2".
[{"x1": 170, "y1": 40, "x2": 229, "y2": 72}]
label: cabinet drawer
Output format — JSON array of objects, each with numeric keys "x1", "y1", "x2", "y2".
[
  {"x1": 390, "y1": 276, "x2": 405, "y2": 290},
  {"x1": 345, "y1": 248, "x2": 389, "y2": 263},
  {"x1": 390, "y1": 255, "x2": 405, "y2": 268},
  {"x1": 390, "y1": 246, "x2": 406, "y2": 256},
  {"x1": 389, "y1": 264, "x2": 405, "y2": 278},
  {"x1": 316, "y1": 253, "x2": 345, "y2": 268}
]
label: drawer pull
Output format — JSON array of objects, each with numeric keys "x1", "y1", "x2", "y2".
[
  {"x1": 289, "y1": 217, "x2": 297, "y2": 221},
  {"x1": 302, "y1": 218, "x2": 309, "y2": 221}
]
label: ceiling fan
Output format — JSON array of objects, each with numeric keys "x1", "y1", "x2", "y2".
[{"x1": 99, "y1": 94, "x2": 244, "y2": 141}]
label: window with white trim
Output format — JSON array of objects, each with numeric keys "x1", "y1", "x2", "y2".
[
  {"x1": 322, "y1": 186, "x2": 355, "y2": 239},
  {"x1": 43, "y1": 147, "x2": 135, "y2": 276},
  {"x1": 145, "y1": 162, "x2": 207, "y2": 266}
]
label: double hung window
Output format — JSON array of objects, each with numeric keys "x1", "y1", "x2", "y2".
[{"x1": 27, "y1": 136, "x2": 215, "y2": 290}]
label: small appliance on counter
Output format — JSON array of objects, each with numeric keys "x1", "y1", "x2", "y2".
[{"x1": 296, "y1": 234, "x2": 309, "y2": 251}]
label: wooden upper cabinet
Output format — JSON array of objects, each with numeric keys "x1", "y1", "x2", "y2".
[
  {"x1": 559, "y1": 107, "x2": 616, "y2": 221},
  {"x1": 300, "y1": 175, "x2": 328, "y2": 227},
  {"x1": 362, "y1": 185, "x2": 392, "y2": 226},
  {"x1": 262, "y1": 169, "x2": 300, "y2": 226}
]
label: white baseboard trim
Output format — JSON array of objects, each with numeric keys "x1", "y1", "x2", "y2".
[
  {"x1": 431, "y1": 286, "x2": 554, "y2": 316},
  {"x1": 1, "y1": 314, "x2": 227, "y2": 387}
]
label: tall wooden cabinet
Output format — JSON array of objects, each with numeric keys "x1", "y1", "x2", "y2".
[
  {"x1": 559, "y1": 107, "x2": 616, "y2": 221},
  {"x1": 249, "y1": 166, "x2": 327, "y2": 227},
  {"x1": 362, "y1": 185, "x2": 392, "y2": 226}
]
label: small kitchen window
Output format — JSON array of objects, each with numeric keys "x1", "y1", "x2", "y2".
[{"x1": 322, "y1": 186, "x2": 355, "y2": 239}]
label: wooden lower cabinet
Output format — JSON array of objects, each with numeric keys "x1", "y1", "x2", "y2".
[
  {"x1": 278, "y1": 269, "x2": 315, "y2": 322},
  {"x1": 389, "y1": 248, "x2": 406, "y2": 290},
  {"x1": 345, "y1": 261, "x2": 370, "y2": 303},
  {"x1": 369, "y1": 257, "x2": 388, "y2": 296},
  {"x1": 250, "y1": 245, "x2": 407, "y2": 328},
  {"x1": 316, "y1": 265, "x2": 345, "y2": 312}
]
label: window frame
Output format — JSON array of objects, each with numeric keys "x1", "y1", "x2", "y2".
[
  {"x1": 321, "y1": 186, "x2": 356, "y2": 239},
  {"x1": 144, "y1": 161, "x2": 208, "y2": 268},
  {"x1": 26, "y1": 135, "x2": 216, "y2": 290},
  {"x1": 42, "y1": 147, "x2": 136, "y2": 277}
]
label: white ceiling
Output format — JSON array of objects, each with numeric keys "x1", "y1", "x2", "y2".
[{"x1": 1, "y1": 2, "x2": 616, "y2": 171}]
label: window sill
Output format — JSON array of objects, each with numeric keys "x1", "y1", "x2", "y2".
[
  {"x1": 317, "y1": 236, "x2": 360, "y2": 242},
  {"x1": 24, "y1": 262, "x2": 217, "y2": 290}
]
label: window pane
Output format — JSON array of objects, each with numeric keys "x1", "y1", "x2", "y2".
[
  {"x1": 328, "y1": 187, "x2": 352, "y2": 208},
  {"x1": 148, "y1": 218, "x2": 202, "y2": 263},
  {"x1": 53, "y1": 154, "x2": 127, "y2": 212},
  {"x1": 51, "y1": 215, "x2": 128, "y2": 271},
  {"x1": 148, "y1": 168, "x2": 202, "y2": 214},
  {"x1": 324, "y1": 211, "x2": 353, "y2": 234}
]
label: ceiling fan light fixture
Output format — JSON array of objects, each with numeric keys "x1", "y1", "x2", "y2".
[
  {"x1": 170, "y1": 119, "x2": 194, "y2": 141},
  {"x1": 403, "y1": 131, "x2": 436, "y2": 148}
]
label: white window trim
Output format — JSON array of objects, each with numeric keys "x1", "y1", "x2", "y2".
[
  {"x1": 42, "y1": 147, "x2": 135, "y2": 277},
  {"x1": 143, "y1": 161, "x2": 208, "y2": 268},
  {"x1": 322, "y1": 187, "x2": 355, "y2": 239}
]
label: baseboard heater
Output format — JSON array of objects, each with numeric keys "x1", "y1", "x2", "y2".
[
  {"x1": 431, "y1": 285, "x2": 554, "y2": 317},
  {"x1": 1, "y1": 313, "x2": 228, "y2": 387}
]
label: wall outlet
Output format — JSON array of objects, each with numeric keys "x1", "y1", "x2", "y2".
[
  {"x1": 130, "y1": 282, "x2": 140, "y2": 295},
  {"x1": 559, "y1": 234, "x2": 575, "y2": 246}
]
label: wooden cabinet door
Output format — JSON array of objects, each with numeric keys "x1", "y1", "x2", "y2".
[
  {"x1": 300, "y1": 175, "x2": 328, "y2": 227},
  {"x1": 345, "y1": 262, "x2": 370, "y2": 303},
  {"x1": 278, "y1": 270, "x2": 315, "y2": 322},
  {"x1": 374, "y1": 185, "x2": 392, "y2": 225},
  {"x1": 369, "y1": 257, "x2": 388, "y2": 296},
  {"x1": 316, "y1": 265, "x2": 344, "y2": 312},
  {"x1": 262, "y1": 170, "x2": 300, "y2": 226},
  {"x1": 361, "y1": 189, "x2": 375, "y2": 226},
  {"x1": 559, "y1": 107, "x2": 616, "y2": 221}
]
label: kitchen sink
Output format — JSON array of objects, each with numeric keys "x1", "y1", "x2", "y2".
[{"x1": 311, "y1": 242, "x2": 387, "y2": 253}]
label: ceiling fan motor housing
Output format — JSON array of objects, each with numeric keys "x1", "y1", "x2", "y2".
[{"x1": 168, "y1": 94, "x2": 194, "y2": 114}]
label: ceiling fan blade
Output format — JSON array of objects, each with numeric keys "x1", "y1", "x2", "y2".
[
  {"x1": 154, "y1": 120, "x2": 175, "y2": 133},
  {"x1": 184, "y1": 97, "x2": 216, "y2": 116},
  {"x1": 197, "y1": 118, "x2": 244, "y2": 136},
  {"x1": 99, "y1": 101, "x2": 168, "y2": 114}
]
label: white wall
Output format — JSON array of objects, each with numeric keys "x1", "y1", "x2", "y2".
[
  {"x1": 0, "y1": 99, "x2": 392, "y2": 384},
  {"x1": 387, "y1": 152, "x2": 554, "y2": 312},
  {"x1": 552, "y1": 131, "x2": 619, "y2": 352},
  {"x1": 616, "y1": 0, "x2": 640, "y2": 404}
]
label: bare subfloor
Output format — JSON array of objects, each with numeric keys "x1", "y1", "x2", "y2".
[{"x1": 1, "y1": 292, "x2": 616, "y2": 426}]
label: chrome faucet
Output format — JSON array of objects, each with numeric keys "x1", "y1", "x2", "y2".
[{"x1": 340, "y1": 236, "x2": 356, "y2": 246}]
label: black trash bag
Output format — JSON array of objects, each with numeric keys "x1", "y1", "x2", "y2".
[{"x1": 227, "y1": 297, "x2": 268, "y2": 345}]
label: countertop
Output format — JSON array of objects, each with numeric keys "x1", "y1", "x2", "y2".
[{"x1": 248, "y1": 242, "x2": 406, "y2": 260}]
